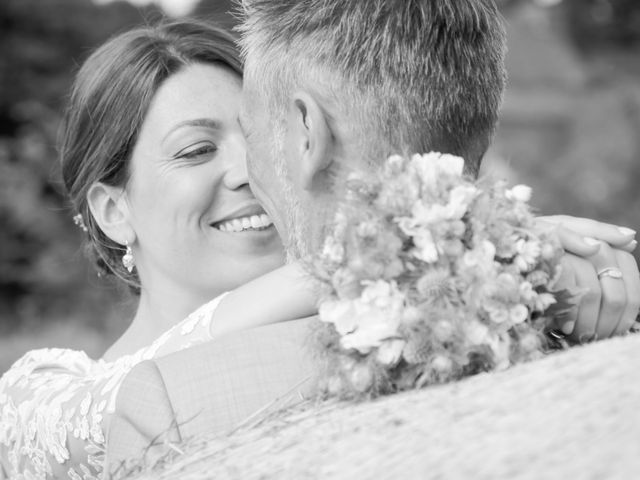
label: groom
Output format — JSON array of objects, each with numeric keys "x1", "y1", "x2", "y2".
[
  {"x1": 106, "y1": 0, "x2": 639, "y2": 468},
  {"x1": 239, "y1": 0, "x2": 638, "y2": 342}
]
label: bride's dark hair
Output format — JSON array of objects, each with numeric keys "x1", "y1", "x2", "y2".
[{"x1": 60, "y1": 18, "x2": 242, "y2": 293}]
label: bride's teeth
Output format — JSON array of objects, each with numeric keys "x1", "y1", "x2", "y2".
[
  {"x1": 259, "y1": 214, "x2": 272, "y2": 226},
  {"x1": 260, "y1": 213, "x2": 273, "y2": 227},
  {"x1": 216, "y1": 213, "x2": 273, "y2": 232}
]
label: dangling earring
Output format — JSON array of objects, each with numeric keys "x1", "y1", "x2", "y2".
[{"x1": 122, "y1": 241, "x2": 135, "y2": 273}]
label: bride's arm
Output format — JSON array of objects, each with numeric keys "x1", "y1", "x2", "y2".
[
  {"x1": 210, "y1": 262, "x2": 318, "y2": 338},
  {"x1": 148, "y1": 262, "x2": 318, "y2": 359}
]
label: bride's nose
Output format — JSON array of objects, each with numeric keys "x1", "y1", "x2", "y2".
[{"x1": 222, "y1": 134, "x2": 249, "y2": 190}]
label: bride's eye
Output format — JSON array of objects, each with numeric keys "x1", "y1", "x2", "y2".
[{"x1": 174, "y1": 142, "x2": 218, "y2": 160}]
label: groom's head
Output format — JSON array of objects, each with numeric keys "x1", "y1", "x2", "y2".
[{"x1": 238, "y1": 0, "x2": 506, "y2": 259}]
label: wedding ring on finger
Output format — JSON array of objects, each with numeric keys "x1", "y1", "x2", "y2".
[{"x1": 597, "y1": 267, "x2": 624, "y2": 280}]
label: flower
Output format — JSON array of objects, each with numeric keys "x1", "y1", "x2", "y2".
[
  {"x1": 312, "y1": 151, "x2": 566, "y2": 398},
  {"x1": 483, "y1": 299, "x2": 529, "y2": 325},
  {"x1": 320, "y1": 280, "x2": 405, "y2": 354},
  {"x1": 447, "y1": 185, "x2": 479, "y2": 218},
  {"x1": 376, "y1": 175, "x2": 420, "y2": 213},
  {"x1": 331, "y1": 269, "x2": 361, "y2": 299},
  {"x1": 384, "y1": 154, "x2": 406, "y2": 175},
  {"x1": 357, "y1": 220, "x2": 379, "y2": 238},
  {"x1": 519, "y1": 281, "x2": 536, "y2": 302},
  {"x1": 376, "y1": 339, "x2": 406, "y2": 366},
  {"x1": 350, "y1": 363, "x2": 375, "y2": 392},
  {"x1": 533, "y1": 292, "x2": 557, "y2": 312},
  {"x1": 506, "y1": 184, "x2": 532, "y2": 203},
  {"x1": 361, "y1": 279, "x2": 403, "y2": 308},
  {"x1": 402, "y1": 334, "x2": 432, "y2": 364},
  {"x1": 406, "y1": 185, "x2": 477, "y2": 229},
  {"x1": 410, "y1": 152, "x2": 465, "y2": 181},
  {"x1": 526, "y1": 270, "x2": 550, "y2": 287},
  {"x1": 519, "y1": 332, "x2": 541, "y2": 353},
  {"x1": 318, "y1": 300, "x2": 357, "y2": 336},
  {"x1": 412, "y1": 229, "x2": 439, "y2": 263},
  {"x1": 514, "y1": 238, "x2": 542, "y2": 272},
  {"x1": 322, "y1": 235, "x2": 345, "y2": 264},
  {"x1": 432, "y1": 319, "x2": 455, "y2": 342},
  {"x1": 431, "y1": 355, "x2": 453, "y2": 374},
  {"x1": 464, "y1": 320, "x2": 490, "y2": 345},
  {"x1": 461, "y1": 240, "x2": 497, "y2": 277}
]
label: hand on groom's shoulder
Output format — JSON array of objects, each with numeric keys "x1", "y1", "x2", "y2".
[{"x1": 105, "y1": 317, "x2": 317, "y2": 472}]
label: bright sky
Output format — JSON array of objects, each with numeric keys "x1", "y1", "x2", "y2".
[{"x1": 93, "y1": 0, "x2": 201, "y2": 17}]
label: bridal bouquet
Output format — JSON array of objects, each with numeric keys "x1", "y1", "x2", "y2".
[{"x1": 313, "y1": 152, "x2": 568, "y2": 398}]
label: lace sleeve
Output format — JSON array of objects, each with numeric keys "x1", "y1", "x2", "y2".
[
  {"x1": 0, "y1": 293, "x2": 227, "y2": 479},
  {"x1": 147, "y1": 293, "x2": 228, "y2": 358},
  {"x1": 0, "y1": 348, "x2": 129, "y2": 479}
]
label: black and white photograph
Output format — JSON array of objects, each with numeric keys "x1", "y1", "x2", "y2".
[{"x1": 1, "y1": 0, "x2": 640, "y2": 478}]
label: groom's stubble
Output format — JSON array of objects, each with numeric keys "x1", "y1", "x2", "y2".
[{"x1": 269, "y1": 122, "x2": 313, "y2": 262}]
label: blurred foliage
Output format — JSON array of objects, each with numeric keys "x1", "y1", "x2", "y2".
[
  {"x1": 0, "y1": 0, "x2": 162, "y2": 333},
  {"x1": 498, "y1": 0, "x2": 640, "y2": 50},
  {"x1": 566, "y1": 0, "x2": 640, "y2": 50},
  {"x1": 0, "y1": 0, "x2": 639, "y2": 343}
]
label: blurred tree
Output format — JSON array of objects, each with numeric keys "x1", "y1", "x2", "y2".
[
  {"x1": 490, "y1": 0, "x2": 640, "y2": 248},
  {"x1": 565, "y1": 0, "x2": 640, "y2": 50},
  {"x1": 497, "y1": 0, "x2": 640, "y2": 50},
  {"x1": 0, "y1": 0, "x2": 160, "y2": 332}
]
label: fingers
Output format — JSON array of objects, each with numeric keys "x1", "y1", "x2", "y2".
[
  {"x1": 618, "y1": 239, "x2": 638, "y2": 254},
  {"x1": 612, "y1": 249, "x2": 640, "y2": 336},
  {"x1": 538, "y1": 215, "x2": 637, "y2": 252},
  {"x1": 566, "y1": 256, "x2": 602, "y2": 344},
  {"x1": 554, "y1": 224, "x2": 601, "y2": 257},
  {"x1": 588, "y1": 242, "x2": 627, "y2": 339},
  {"x1": 550, "y1": 255, "x2": 579, "y2": 334},
  {"x1": 545, "y1": 215, "x2": 640, "y2": 342}
]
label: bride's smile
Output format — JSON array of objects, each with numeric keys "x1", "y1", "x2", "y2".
[{"x1": 209, "y1": 201, "x2": 275, "y2": 233}]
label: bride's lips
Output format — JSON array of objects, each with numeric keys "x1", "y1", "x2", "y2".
[{"x1": 210, "y1": 203, "x2": 274, "y2": 233}]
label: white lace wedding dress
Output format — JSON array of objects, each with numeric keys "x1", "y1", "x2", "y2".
[{"x1": 0, "y1": 294, "x2": 226, "y2": 480}]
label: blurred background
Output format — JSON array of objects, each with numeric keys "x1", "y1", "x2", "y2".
[{"x1": 1, "y1": 0, "x2": 639, "y2": 373}]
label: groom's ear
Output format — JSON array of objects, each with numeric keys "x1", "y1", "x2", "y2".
[{"x1": 288, "y1": 91, "x2": 333, "y2": 192}]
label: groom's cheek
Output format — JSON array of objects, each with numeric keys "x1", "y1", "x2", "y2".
[{"x1": 245, "y1": 147, "x2": 262, "y2": 184}]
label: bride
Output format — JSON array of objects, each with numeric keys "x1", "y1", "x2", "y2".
[
  {"x1": 0, "y1": 16, "x2": 637, "y2": 480},
  {"x1": 0, "y1": 19, "x2": 317, "y2": 480}
]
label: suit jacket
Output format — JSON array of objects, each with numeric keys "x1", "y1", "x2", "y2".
[{"x1": 105, "y1": 317, "x2": 318, "y2": 474}]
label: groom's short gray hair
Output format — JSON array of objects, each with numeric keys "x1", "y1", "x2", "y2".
[{"x1": 239, "y1": 0, "x2": 507, "y2": 176}]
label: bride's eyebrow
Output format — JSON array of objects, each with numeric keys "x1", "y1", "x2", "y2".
[{"x1": 163, "y1": 118, "x2": 221, "y2": 140}]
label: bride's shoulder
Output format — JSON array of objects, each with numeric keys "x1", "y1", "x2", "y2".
[{"x1": 0, "y1": 347, "x2": 98, "y2": 387}]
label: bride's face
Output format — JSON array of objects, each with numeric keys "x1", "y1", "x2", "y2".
[{"x1": 124, "y1": 62, "x2": 284, "y2": 300}]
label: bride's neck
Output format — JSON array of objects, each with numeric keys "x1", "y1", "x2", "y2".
[{"x1": 102, "y1": 283, "x2": 217, "y2": 361}]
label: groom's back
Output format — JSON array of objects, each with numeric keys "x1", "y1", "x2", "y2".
[{"x1": 106, "y1": 318, "x2": 317, "y2": 472}]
